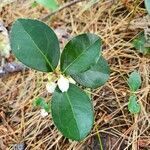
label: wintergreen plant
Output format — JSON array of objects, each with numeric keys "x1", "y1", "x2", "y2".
[
  {"x1": 10, "y1": 18, "x2": 110, "y2": 141},
  {"x1": 127, "y1": 70, "x2": 141, "y2": 114}
]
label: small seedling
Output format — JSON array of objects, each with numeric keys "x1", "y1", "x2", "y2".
[
  {"x1": 127, "y1": 70, "x2": 141, "y2": 114},
  {"x1": 10, "y1": 19, "x2": 110, "y2": 141}
]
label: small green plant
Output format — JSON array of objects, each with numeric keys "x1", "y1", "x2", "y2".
[
  {"x1": 10, "y1": 18, "x2": 110, "y2": 141},
  {"x1": 127, "y1": 70, "x2": 141, "y2": 114}
]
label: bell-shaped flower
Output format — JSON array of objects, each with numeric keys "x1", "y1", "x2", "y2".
[
  {"x1": 57, "y1": 75, "x2": 69, "y2": 92},
  {"x1": 46, "y1": 82, "x2": 57, "y2": 93}
]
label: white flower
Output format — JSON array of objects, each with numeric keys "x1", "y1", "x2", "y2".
[
  {"x1": 68, "y1": 77, "x2": 76, "y2": 84},
  {"x1": 57, "y1": 75, "x2": 69, "y2": 92},
  {"x1": 46, "y1": 82, "x2": 57, "y2": 93},
  {"x1": 40, "y1": 109, "x2": 48, "y2": 117}
]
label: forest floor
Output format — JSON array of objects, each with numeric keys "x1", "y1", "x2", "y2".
[{"x1": 0, "y1": 0, "x2": 150, "y2": 149}]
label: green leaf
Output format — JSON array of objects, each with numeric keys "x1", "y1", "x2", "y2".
[
  {"x1": 10, "y1": 19, "x2": 60, "y2": 72},
  {"x1": 127, "y1": 70, "x2": 141, "y2": 92},
  {"x1": 132, "y1": 32, "x2": 150, "y2": 55},
  {"x1": 145, "y1": 0, "x2": 150, "y2": 15},
  {"x1": 33, "y1": 97, "x2": 50, "y2": 112},
  {"x1": 60, "y1": 33, "x2": 101, "y2": 75},
  {"x1": 51, "y1": 84, "x2": 94, "y2": 141},
  {"x1": 35, "y1": 0, "x2": 59, "y2": 11},
  {"x1": 128, "y1": 95, "x2": 141, "y2": 114},
  {"x1": 71, "y1": 56, "x2": 110, "y2": 89}
]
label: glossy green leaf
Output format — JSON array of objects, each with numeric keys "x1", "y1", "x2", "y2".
[
  {"x1": 33, "y1": 97, "x2": 50, "y2": 112},
  {"x1": 10, "y1": 19, "x2": 60, "y2": 72},
  {"x1": 132, "y1": 32, "x2": 150, "y2": 55},
  {"x1": 145, "y1": 0, "x2": 150, "y2": 15},
  {"x1": 71, "y1": 56, "x2": 110, "y2": 88},
  {"x1": 51, "y1": 84, "x2": 94, "y2": 141},
  {"x1": 128, "y1": 95, "x2": 141, "y2": 114},
  {"x1": 127, "y1": 70, "x2": 141, "y2": 92},
  {"x1": 60, "y1": 33, "x2": 101, "y2": 75},
  {"x1": 35, "y1": 0, "x2": 59, "y2": 11}
]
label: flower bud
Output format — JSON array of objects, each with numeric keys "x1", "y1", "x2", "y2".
[
  {"x1": 40, "y1": 109, "x2": 48, "y2": 117},
  {"x1": 57, "y1": 75, "x2": 69, "y2": 92}
]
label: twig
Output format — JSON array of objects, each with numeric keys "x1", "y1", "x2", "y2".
[{"x1": 40, "y1": 0, "x2": 86, "y2": 21}]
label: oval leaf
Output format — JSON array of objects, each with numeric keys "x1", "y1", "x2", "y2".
[
  {"x1": 128, "y1": 95, "x2": 141, "y2": 114},
  {"x1": 10, "y1": 19, "x2": 60, "y2": 72},
  {"x1": 71, "y1": 56, "x2": 110, "y2": 88},
  {"x1": 145, "y1": 0, "x2": 150, "y2": 15},
  {"x1": 51, "y1": 84, "x2": 94, "y2": 141},
  {"x1": 60, "y1": 33, "x2": 101, "y2": 75},
  {"x1": 127, "y1": 70, "x2": 141, "y2": 92}
]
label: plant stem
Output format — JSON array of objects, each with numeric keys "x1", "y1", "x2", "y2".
[{"x1": 95, "y1": 124, "x2": 103, "y2": 150}]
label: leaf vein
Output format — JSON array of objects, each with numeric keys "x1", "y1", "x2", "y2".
[{"x1": 17, "y1": 20, "x2": 54, "y2": 71}]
